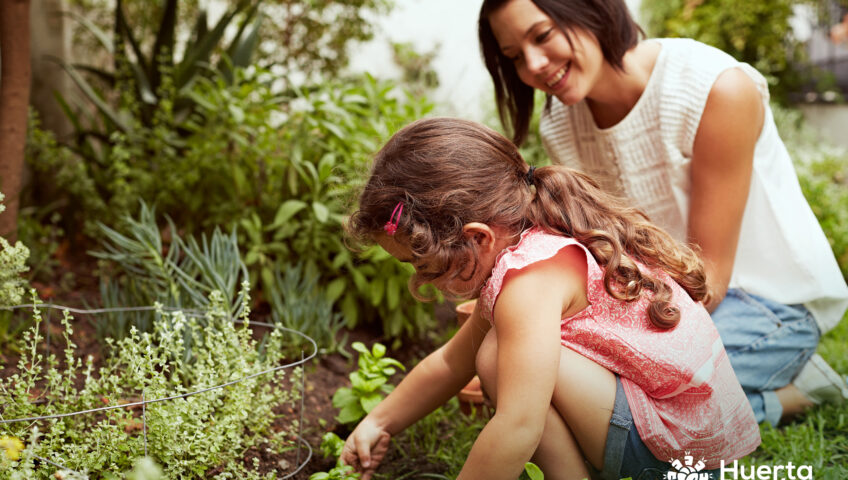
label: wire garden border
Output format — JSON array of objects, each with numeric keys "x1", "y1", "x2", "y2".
[{"x1": 0, "y1": 303, "x2": 317, "y2": 479}]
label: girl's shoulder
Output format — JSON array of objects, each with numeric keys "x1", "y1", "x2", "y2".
[{"x1": 479, "y1": 229, "x2": 594, "y2": 323}]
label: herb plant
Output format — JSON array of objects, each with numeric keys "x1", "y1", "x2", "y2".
[
  {"x1": 0, "y1": 289, "x2": 301, "y2": 478},
  {"x1": 308, "y1": 432, "x2": 361, "y2": 480},
  {"x1": 332, "y1": 342, "x2": 405, "y2": 425}
]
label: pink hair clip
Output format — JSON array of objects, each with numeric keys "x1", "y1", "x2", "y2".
[{"x1": 383, "y1": 202, "x2": 404, "y2": 236}]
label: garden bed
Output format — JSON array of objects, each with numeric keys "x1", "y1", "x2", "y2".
[{"x1": 0, "y1": 256, "x2": 464, "y2": 479}]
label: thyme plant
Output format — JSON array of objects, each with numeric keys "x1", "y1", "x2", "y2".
[{"x1": 0, "y1": 288, "x2": 302, "y2": 479}]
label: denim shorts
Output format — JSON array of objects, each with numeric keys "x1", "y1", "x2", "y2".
[
  {"x1": 598, "y1": 376, "x2": 720, "y2": 480},
  {"x1": 711, "y1": 289, "x2": 820, "y2": 426}
]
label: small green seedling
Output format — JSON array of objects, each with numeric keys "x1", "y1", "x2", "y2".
[
  {"x1": 520, "y1": 462, "x2": 544, "y2": 480},
  {"x1": 332, "y1": 342, "x2": 405, "y2": 425},
  {"x1": 309, "y1": 432, "x2": 361, "y2": 480}
]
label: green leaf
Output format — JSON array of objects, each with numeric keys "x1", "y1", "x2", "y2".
[
  {"x1": 360, "y1": 392, "x2": 383, "y2": 413},
  {"x1": 312, "y1": 201, "x2": 330, "y2": 223},
  {"x1": 360, "y1": 377, "x2": 387, "y2": 393},
  {"x1": 341, "y1": 292, "x2": 359, "y2": 328},
  {"x1": 351, "y1": 342, "x2": 368, "y2": 355},
  {"x1": 331, "y1": 387, "x2": 356, "y2": 408},
  {"x1": 370, "y1": 277, "x2": 385, "y2": 306},
  {"x1": 386, "y1": 275, "x2": 401, "y2": 311},
  {"x1": 336, "y1": 402, "x2": 365, "y2": 425},
  {"x1": 55, "y1": 60, "x2": 134, "y2": 134},
  {"x1": 268, "y1": 200, "x2": 307, "y2": 231},
  {"x1": 372, "y1": 343, "x2": 386, "y2": 359},
  {"x1": 325, "y1": 278, "x2": 347, "y2": 303},
  {"x1": 228, "y1": 104, "x2": 245, "y2": 124},
  {"x1": 524, "y1": 462, "x2": 545, "y2": 480},
  {"x1": 350, "y1": 268, "x2": 368, "y2": 292}
]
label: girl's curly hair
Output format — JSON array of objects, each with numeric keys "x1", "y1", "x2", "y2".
[{"x1": 347, "y1": 117, "x2": 708, "y2": 328}]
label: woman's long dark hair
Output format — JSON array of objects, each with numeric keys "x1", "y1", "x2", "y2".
[
  {"x1": 347, "y1": 118, "x2": 708, "y2": 329},
  {"x1": 478, "y1": 0, "x2": 643, "y2": 145}
]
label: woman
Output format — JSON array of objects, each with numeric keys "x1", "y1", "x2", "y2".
[{"x1": 477, "y1": 0, "x2": 848, "y2": 427}]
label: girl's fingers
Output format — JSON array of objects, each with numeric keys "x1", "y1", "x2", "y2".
[{"x1": 354, "y1": 433, "x2": 373, "y2": 469}]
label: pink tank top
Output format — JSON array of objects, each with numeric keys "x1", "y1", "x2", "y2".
[{"x1": 478, "y1": 228, "x2": 760, "y2": 468}]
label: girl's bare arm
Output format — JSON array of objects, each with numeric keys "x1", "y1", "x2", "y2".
[{"x1": 457, "y1": 246, "x2": 586, "y2": 479}]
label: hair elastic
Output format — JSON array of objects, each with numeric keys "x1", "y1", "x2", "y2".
[
  {"x1": 383, "y1": 202, "x2": 404, "y2": 236},
  {"x1": 524, "y1": 166, "x2": 536, "y2": 186}
]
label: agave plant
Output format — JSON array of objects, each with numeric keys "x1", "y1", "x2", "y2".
[{"x1": 55, "y1": 0, "x2": 263, "y2": 140}]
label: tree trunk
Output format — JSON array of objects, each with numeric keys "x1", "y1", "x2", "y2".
[{"x1": 0, "y1": 0, "x2": 33, "y2": 242}]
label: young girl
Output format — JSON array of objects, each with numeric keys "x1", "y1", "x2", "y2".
[
  {"x1": 342, "y1": 117, "x2": 760, "y2": 480},
  {"x1": 477, "y1": 0, "x2": 848, "y2": 427}
]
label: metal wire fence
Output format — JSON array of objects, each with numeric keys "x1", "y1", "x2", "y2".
[{"x1": 0, "y1": 303, "x2": 317, "y2": 479}]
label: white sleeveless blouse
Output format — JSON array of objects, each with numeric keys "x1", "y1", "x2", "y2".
[{"x1": 539, "y1": 38, "x2": 848, "y2": 332}]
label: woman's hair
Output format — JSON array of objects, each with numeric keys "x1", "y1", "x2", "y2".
[
  {"x1": 478, "y1": 0, "x2": 643, "y2": 145},
  {"x1": 347, "y1": 118, "x2": 707, "y2": 329}
]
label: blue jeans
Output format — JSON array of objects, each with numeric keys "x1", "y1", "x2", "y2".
[
  {"x1": 599, "y1": 376, "x2": 720, "y2": 480},
  {"x1": 711, "y1": 289, "x2": 820, "y2": 426}
]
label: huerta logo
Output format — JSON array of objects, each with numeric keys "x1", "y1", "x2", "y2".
[
  {"x1": 719, "y1": 460, "x2": 814, "y2": 479},
  {"x1": 666, "y1": 453, "x2": 712, "y2": 480}
]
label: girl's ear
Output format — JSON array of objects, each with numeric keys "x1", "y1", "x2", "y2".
[{"x1": 462, "y1": 222, "x2": 497, "y2": 252}]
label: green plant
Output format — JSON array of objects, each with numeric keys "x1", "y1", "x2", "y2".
[
  {"x1": 519, "y1": 462, "x2": 544, "y2": 480},
  {"x1": 15, "y1": 204, "x2": 69, "y2": 289},
  {"x1": 0, "y1": 191, "x2": 31, "y2": 354},
  {"x1": 772, "y1": 103, "x2": 848, "y2": 280},
  {"x1": 265, "y1": 262, "x2": 346, "y2": 355},
  {"x1": 332, "y1": 342, "x2": 405, "y2": 425},
  {"x1": 0, "y1": 192, "x2": 29, "y2": 308},
  {"x1": 0, "y1": 289, "x2": 300, "y2": 478},
  {"x1": 89, "y1": 202, "x2": 248, "y2": 340},
  {"x1": 640, "y1": 0, "x2": 814, "y2": 103},
  {"x1": 309, "y1": 432, "x2": 361, "y2": 480}
]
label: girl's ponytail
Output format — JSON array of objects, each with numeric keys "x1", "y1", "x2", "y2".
[{"x1": 528, "y1": 166, "x2": 708, "y2": 329}]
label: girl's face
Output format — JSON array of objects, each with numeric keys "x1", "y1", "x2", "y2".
[
  {"x1": 376, "y1": 233, "x2": 497, "y2": 300},
  {"x1": 488, "y1": 0, "x2": 604, "y2": 106}
]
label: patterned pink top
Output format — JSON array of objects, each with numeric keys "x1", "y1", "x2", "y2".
[{"x1": 479, "y1": 228, "x2": 760, "y2": 468}]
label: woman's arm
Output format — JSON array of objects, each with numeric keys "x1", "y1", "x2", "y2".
[
  {"x1": 458, "y1": 246, "x2": 586, "y2": 479},
  {"x1": 689, "y1": 67, "x2": 764, "y2": 312}
]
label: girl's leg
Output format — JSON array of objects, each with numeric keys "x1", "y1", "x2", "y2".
[{"x1": 476, "y1": 328, "x2": 615, "y2": 479}]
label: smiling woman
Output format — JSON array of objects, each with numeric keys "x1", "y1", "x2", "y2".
[{"x1": 477, "y1": 0, "x2": 848, "y2": 450}]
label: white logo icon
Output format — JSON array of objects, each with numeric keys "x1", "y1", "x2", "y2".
[{"x1": 666, "y1": 453, "x2": 712, "y2": 480}]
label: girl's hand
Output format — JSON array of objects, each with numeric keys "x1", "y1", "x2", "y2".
[{"x1": 340, "y1": 419, "x2": 391, "y2": 480}]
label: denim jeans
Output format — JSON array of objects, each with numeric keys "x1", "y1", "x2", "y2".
[
  {"x1": 599, "y1": 376, "x2": 720, "y2": 480},
  {"x1": 711, "y1": 288, "x2": 820, "y2": 426}
]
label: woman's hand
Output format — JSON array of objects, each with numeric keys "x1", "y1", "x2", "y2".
[{"x1": 340, "y1": 419, "x2": 391, "y2": 480}]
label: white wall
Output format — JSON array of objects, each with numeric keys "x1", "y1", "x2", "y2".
[{"x1": 348, "y1": 0, "x2": 643, "y2": 121}]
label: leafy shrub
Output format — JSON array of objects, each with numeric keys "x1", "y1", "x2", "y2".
[
  {"x1": 0, "y1": 291, "x2": 300, "y2": 479},
  {"x1": 0, "y1": 192, "x2": 29, "y2": 307},
  {"x1": 0, "y1": 192, "x2": 31, "y2": 354},
  {"x1": 266, "y1": 262, "x2": 346, "y2": 355},
  {"x1": 30, "y1": 64, "x2": 438, "y2": 340},
  {"x1": 90, "y1": 202, "x2": 248, "y2": 341},
  {"x1": 309, "y1": 433, "x2": 361, "y2": 480},
  {"x1": 332, "y1": 342, "x2": 405, "y2": 425},
  {"x1": 773, "y1": 104, "x2": 848, "y2": 280},
  {"x1": 640, "y1": 0, "x2": 813, "y2": 103}
]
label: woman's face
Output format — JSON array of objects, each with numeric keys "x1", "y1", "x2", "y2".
[{"x1": 488, "y1": 0, "x2": 604, "y2": 106}]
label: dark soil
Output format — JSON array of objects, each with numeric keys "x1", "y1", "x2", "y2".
[{"x1": 1, "y1": 253, "x2": 462, "y2": 479}]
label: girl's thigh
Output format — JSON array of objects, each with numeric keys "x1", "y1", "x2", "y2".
[
  {"x1": 475, "y1": 329, "x2": 617, "y2": 470},
  {"x1": 711, "y1": 289, "x2": 820, "y2": 391}
]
